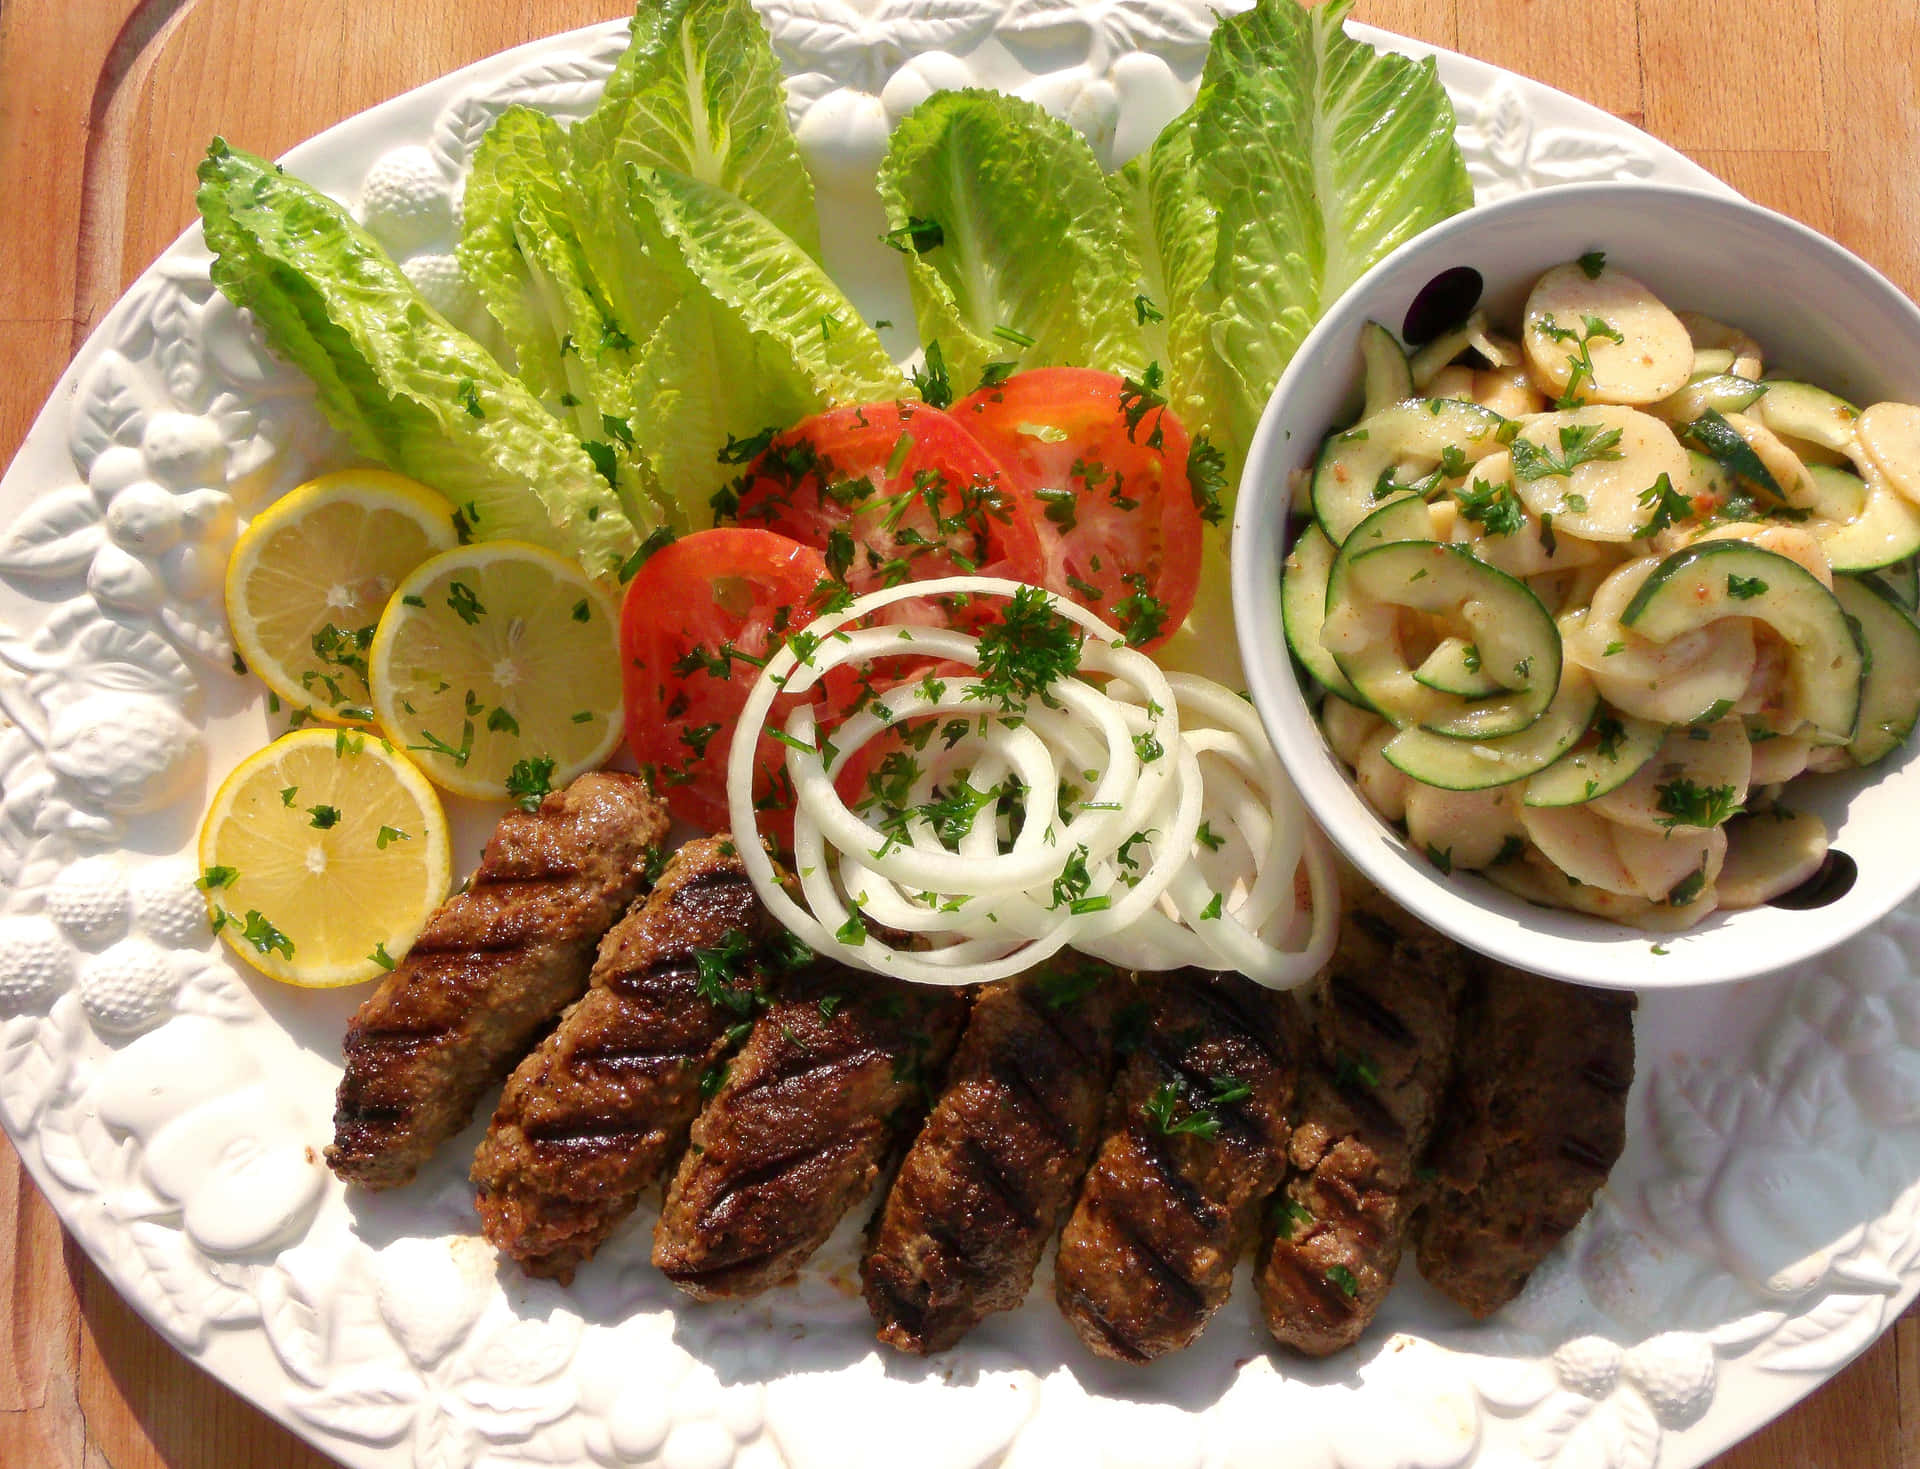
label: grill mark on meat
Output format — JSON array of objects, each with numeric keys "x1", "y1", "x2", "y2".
[
  {"x1": 1257, "y1": 883, "x2": 1470, "y2": 1358},
  {"x1": 469, "y1": 836, "x2": 777, "y2": 1283},
  {"x1": 656, "y1": 973, "x2": 967, "y2": 1302},
  {"x1": 326, "y1": 773, "x2": 668, "y2": 1192},
  {"x1": 1413, "y1": 963, "x2": 1634, "y2": 1319},
  {"x1": 861, "y1": 963, "x2": 1125, "y2": 1355},
  {"x1": 1055, "y1": 970, "x2": 1307, "y2": 1363},
  {"x1": 956, "y1": 1135, "x2": 1040, "y2": 1229},
  {"x1": 1329, "y1": 976, "x2": 1416, "y2": 1048}
]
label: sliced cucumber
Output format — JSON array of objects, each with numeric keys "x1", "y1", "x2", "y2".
[
  {"x1": 1877, "y1": 556, "x2": 1919, "y2": 609},
  {"x1": 1382, "y1": 665, "x2": 1600, "y2": 791},
  {"x1": 1338, "y1": 541, "x2": 1561, "y2": 739},
  {"x1": 1310, "y1": 399, "x2": 1507, "y2": 545},
  {"x1": 1833, "y1": 573, "x2": 1920, "y2": 766},
  {"x1": 1683, "y1": 448, "x2": 1735, "y2": 504},
  {"x1": 1360, "y1": 321, "x2": 1414, "y2": 419},
  {"x1": 1683, "y1": 408, "x2": 1785, "y2": 500},
  {"x1": 1281, "y1": 523, "x2": 1363, "y2": 702},
  {"x1": 1413, "y1": 636, "x2": 1502, "y2": 697},
  {"x1": 1810, "y1": 463, "x2": 1920, "y2": 571},
  {"x1": 1522, "y1": 708, "x2": 1665, "y2": 807},
  {"x1": 1758, "y1": 380, "x2": 1859, "y2": 454},
  {"x1": 1319, "y1": 495, "x2": 1439, "y2": 725},
  {"x1": 1408, "y1": 310, "x2": 1486, "y2": 390},
  {"x1": 1689, "y1": 348, "x2": 1736, "y2": 381},
  {"x1": 1650, "y1": 373, "x2": 1766, "y2": 426},
  {"x1": 1622, "y1": 540, "x2": 1864, "y2": 743}
]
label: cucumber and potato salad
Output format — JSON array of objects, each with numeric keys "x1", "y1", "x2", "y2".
[{"x1": 1282, "y1": 256, "x2": 1920, "y2": 930}]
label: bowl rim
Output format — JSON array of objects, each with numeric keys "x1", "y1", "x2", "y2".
[{"x1": 1230, "y1": 179, "x2": 1920, "y2": 989}]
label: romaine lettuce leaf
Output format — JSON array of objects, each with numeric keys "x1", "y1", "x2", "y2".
[
  {"x1": 1189, "y1": 0, "x2": 1473, "y2": 463},
  {"x1": 459, "y1": 106, "x2": 663, "y2": 529},
  {"x1": 197, "y1": 141, "x2": 636, "y2": 580},
  {"x1": 878, "y1": 89, "x2": 1146, "y2": 392},
  {"x1": 623, "y1": 167, "x2": 905, "y2": 513},
  {"x1": 571, "y1": 0, "x2": 818, "y2": 260}
]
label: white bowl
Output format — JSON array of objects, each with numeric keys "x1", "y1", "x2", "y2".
[{"x1": 1232, "y1": 182, "x2": 1920, "y2": 989}]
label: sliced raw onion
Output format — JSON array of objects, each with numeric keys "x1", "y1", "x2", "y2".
[{"x1": 725, "y1": 576, "x2": 1338, "y2": 989}]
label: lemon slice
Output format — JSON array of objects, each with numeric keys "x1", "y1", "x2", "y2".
[
  {"x1": 225, "y1": 469, "x2": 459, "y2": 721},
  {"x1": 197, "y1": 728, "x2": 452, "y2": 986},
  {"x1": 368, "y1": 541, "x2": 623, "y2": 800}
]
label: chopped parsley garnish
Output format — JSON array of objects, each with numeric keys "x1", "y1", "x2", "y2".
[
  {"x1": 1118, "y1": 362, "x2": 1168, "y2": 449},
  {"x1": 1667, "y1": 860, "x2": 1709, "y2": 907},
  {"x1": 1195, "y1": 820, "x2": 1224, "y2": 852},
  {"x1": 1325, "y1": 1264, "x2": 1361, "y2": 1299},
  {"x1": 1510, "y1": 421, "x2": 1624, "y2": 481},
  {"x1": 882, "y1": 216, "x2": 944, "y2": 254},
  {"x1": 410, "y1": 721, "x2": 473, "y2": 769},
  {"x1": 692, "y1": 931, "x2": 758, "y2": 1014},
  {"x1": 239, "y1": 910, "x2": 294, "y2": 960},
  {"x1": 1635, "y1": 472, "x2": 1693, "y2": 538},
  {"x1": 1578, "y1": 250, "x2": 1607, "y2": 280},
  {"x1": 306, "y1": 804, "x2": 341, "y2": 830},
  {"x1": 699, "y1": 1061, "x2": 728, "y2": 1099},
  {"x1": 279, "y1": 786, "x2": 298, "y2": 807},
  {"x1": 571, "y1": 598, "x2": 592, "y2": 623},
  {"x1": 910, "y1": 339, "x2": 953, "y2": 409},
  {"x1": 1186, "y1": 436, "x2": 1227, "y2": 526},
  {"x1": 505, "y1": 754, "x2": 557, "y2": 811},
  {"x1": 1199, "y1": 891, "x2": 1224, "y2": 921},
  {"x1": 196, "y1": 865, "x2": 238, "y2": 892},
  {"x1": 969, "y1": 585, "x2": 1083, "y2": 709},
  {"x1": 835, "y1": 912, "x2": 868, "y2": 946},
  {"x1": 1272, "y1": 1196, "x2": 1314, "y2": 1238},
  {"x1": 1134, "y1": 293, "x2": 1164, "y2": 324},
  {"x1": 1453, "y1": 476, "x2": 1526, "y2": 536},
  {"x1": 1426, "y1": 843, "x2": 1453, "y2": 874},
  {"x1": 456, "y1": 378, "x2": 484, "y2": 418},
  {"x1": 1653, "y1": 777, "x2": 1742, "y2": 830},
  {"x1": 446, "y1": 580, "x2": 486, "y2": 625},
  {"x1": 992, "y1": 323, "x2": 1036, "y2": 349},
  {"x1": 1594, "y1": 713, "x2": 1627, "y2": 761},
  {"x1": 486, "y1": 707, "x2": 520, "y2": 736},
  {"x1": 1727, "y1": 572, "x2": 1769, "y2": 600},
  {"x1": 1142, "y1": 1074, "x2": 1249, "y2": 1140},
  {"x1": 369, "y1": 942, "x2": 396, "y2": 971},
  {"x1": 1112, "y1": 572, "x2": 1169, "y2": 647}
]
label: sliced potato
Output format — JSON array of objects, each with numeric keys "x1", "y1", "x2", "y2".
[
  {"x1": 1568, "y1": 559, "x2": 1758, "y2": 726},
  {"x1": 1510, "y1": 405, "x2": 1691, "y2": 542},
  {"x1": 1855, "y1": 401, "x2": 1920, "y2": 507},
  {"x1": 1611, "y1": 823, "x2": 1726, "y2": 904},
  {"x1": 1717, "y1": 807, "x2": 1829, "y2": 909},
  {"x1": 1520, "y1": 803, "x2": 1638, "y2": 895},
  {"x1": 1404, "y1": 783, "x2": 1524, "y2": 870},
  {"x1": 1677, "y1": 312, "x2": 1763, "y2": 380},
  {"x1": 1588, "y1": 721, "x2": 1753, "y2": 834},
  {"x1": 1320, "y1": 693, "x2": 1383, "y2": 767},
  {"x1": 1524, "y1": 263, "x2": 1693, "y2": 406}
]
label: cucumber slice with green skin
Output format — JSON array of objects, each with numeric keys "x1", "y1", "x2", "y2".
[
  {"x1": 1650, "y1": 373, "x2": 1767, "y2": 426},
  {"x1": 1318, "y1": 494, "x2": 1438, "y2": 723},
  {"x1": 1688, "y1": 348, "x2": 1736, "y2": 381},
  {"x1": 1281, "y1": 523, "x2": 1364, "y2": 703},
  {"x1": 1877, "y1": 556, "x2": 1919, "y2": 609},
  {"x1": 1310, "y1": 399, "x2": 1508, "y2": 545},
  {"x1": 1758, "y1": 380, "x2": 1860, "y2": 453},
  {"x1": 1360, "y1": 321, "x2": 1414, "y2": 420},
  {"x1": 1683, "y1": 408, "x2": 1785, "y2": 500},
  {"x1": 1810, "y1": 462, "x2": 1920, "y2": 571},
  {"x1": 1413, "y1": 636, "x2": 1502, "y2": 697},
  {"x1": 1683, "y1": 448, "x2": 1735, "y2": 504},
  {"x1": 1832, "y1": 573, "x2": 1920, "y2": 765},
  {"x1": 1382, "y1": 663, "x2": 1600, "y2": 791},
  {"x1": 1335, "y1": 541, "x2": 1561, "y2": 739},
  {"x1": 1622, "y1": 540, "x2": 1864, "y2": 742},
  {"x1": 1522, "y1": 707, "x2": 1665, "y2": 807}
]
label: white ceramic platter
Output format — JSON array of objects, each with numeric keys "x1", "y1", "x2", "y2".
[{"x1": 2, "y1": 7, "x2": 1917, "y2": 1469}]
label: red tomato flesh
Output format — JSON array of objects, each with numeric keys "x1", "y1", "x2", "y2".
[
  {"x1": 953, "y1": 368, "x2": 1203, "y2": 650},
  {"x1": 619, "y1": 527, "x2": 839, "y2": 839},
  {"x1": 727, "y1": 399, "x2": 1044, "y2": 628}
]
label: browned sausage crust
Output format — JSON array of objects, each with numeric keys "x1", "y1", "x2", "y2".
[
  {"x1": 863, "y1": 959, "x2": 1126, "y2": 1354},
  {"x1": 1256, "y1": 886, "x2": 1471, "y2": 1356},
  {"x1": 1413, "y1": 962, "x2": 1635, "y2": 1317},
  {"x1": 327, "y1": 772, "x2": 669, "y2": 1190},
  {"x1": 1054, "y1": 969, "x2": 1309, "y2": 1363},
  {"x1": 472, "y1": 836, "x2": 784, "y2": 1283},
  {"x1": 654, "y1": 970, "x2": 968, "y2": 1301}
]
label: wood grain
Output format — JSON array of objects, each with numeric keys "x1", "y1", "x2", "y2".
[{"x1": 1, "y1": 1, "x2": 1918, "y2": 1465}]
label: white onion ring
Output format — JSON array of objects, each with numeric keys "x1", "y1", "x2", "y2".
[{"x1": 725, "y1": 576, "x2": 1337, "y2": 989}]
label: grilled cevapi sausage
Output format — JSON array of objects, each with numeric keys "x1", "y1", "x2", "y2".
[
  {"x1": 328, "y1": 772, "x2": 668, "y2": 1190},
  {"x1": 1054, "y1": 969, "x2": 1309, "y2": 1362},
  {"x1": 863, "y1": 959, "x2": 1127, "y2": 1354},
  {"x1": 1413, "y1": 962, "x2": 1635, "y2": 1318},
  {"x1": 653, "y1": 970, "x2": 968, "y2": 1300},
  {"x1": 1256, "y1": 885, "x2": 1471, "y2": 1356},
  {"x1": 472, "y1": 835, "x2": 793, "y2": 1282}
]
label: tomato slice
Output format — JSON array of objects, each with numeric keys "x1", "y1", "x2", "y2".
[
  {"x1": 953, "y1": 368, "x2": 1203, "y2": 650},
  {"x1": 726, "y1": 400, "x2": 1044, "y2": 627},
  {"x1": 620, "y1": 527, "x2": 839, "y2": 839}
]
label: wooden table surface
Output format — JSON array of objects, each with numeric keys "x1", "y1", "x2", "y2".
[{"x1": 2, "y1": 0, "x2": 1917, "y2": 1464}]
